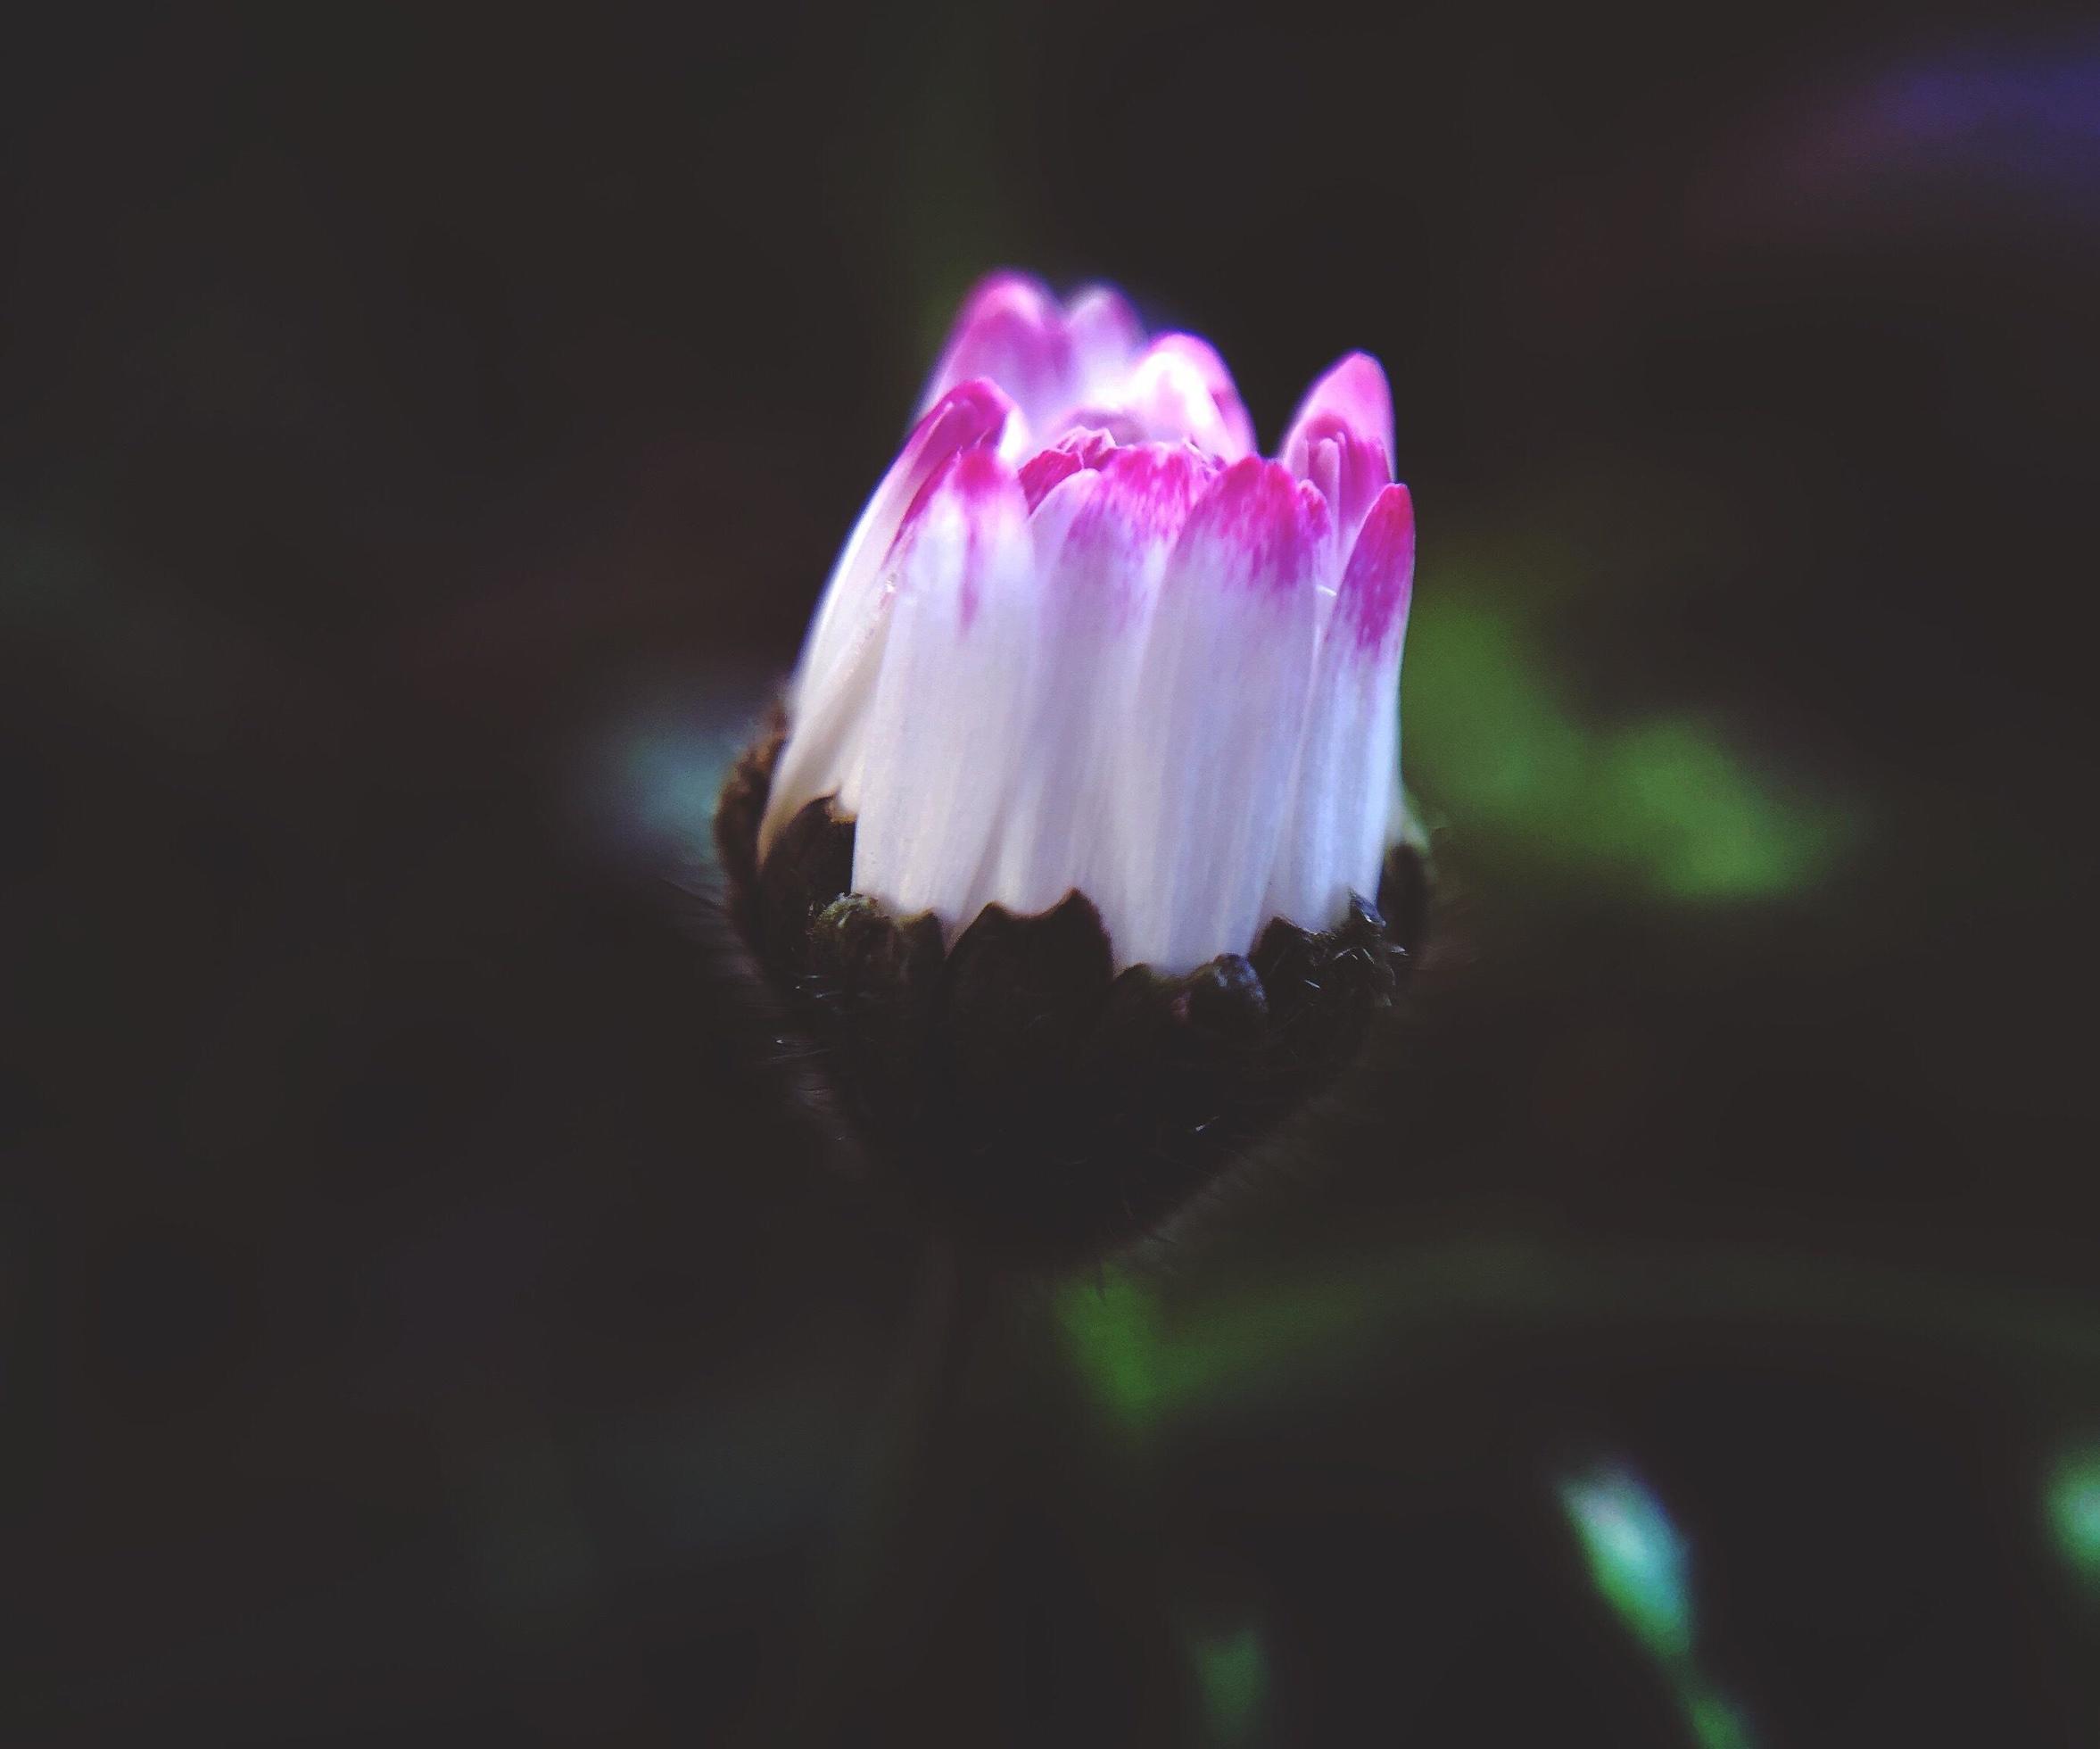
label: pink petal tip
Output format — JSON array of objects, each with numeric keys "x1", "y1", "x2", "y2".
[{"x1": 1335, "y1": 483, "x2": 1416, "y2": 651}]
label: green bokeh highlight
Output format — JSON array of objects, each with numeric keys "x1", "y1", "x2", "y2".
[
  {"x1": 1683, "y1": 1687, "x2": 1757, "y2": 1749},
  {"x1": 1190, "y1": 1624, "x2": 1269, "y2": 1745},
  {"x1": 1558, "y1": 1466, "x2": 1759, "y2": 1749},
  {"x1": 2046, "y1": 1446, "x2": 2100, "y2": 1579},
  {"x1": 1056, "y1": 1271, "x2": 1165, "y2": 1436},
  {"x1": 1055, "y1": 1256, "x2": 1403, "y2": 1441},
  {"x1": 1558, "y1": 1468, "x2": 1692, "y2": 1663},
  {"x1": 1406, "y1": 594, "x2": 1851, "y2": 903}
]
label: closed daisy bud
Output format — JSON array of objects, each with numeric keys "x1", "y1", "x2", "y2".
[{"x1": 716, "y1": 273, "x2": 1427, "y2": 1262}]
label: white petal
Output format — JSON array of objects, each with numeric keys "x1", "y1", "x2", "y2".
[
  {"x1": 1265, "y1": 485, "x2": 1416, "y2": 932},
  {"x1": 1064, "y1": 284, "x2": 1146, "y2": 404},
  {"x1": 1281, "y1": 355, "x2": 1394, "y2": 570},
  {"x1": 917, "y1": 272, "x2": 1072, "y2": 433},
  {"x1": 1113, "y1": 335, "x2": 1258, "y2": 460},
  {"x1": 793, "y1": 381, "x2": 1018, "y2": 710},
  {"x1": 1108, "y1": 457, "x2": 1325, "y2": 972},
  {"x1": 762, "y1": 382, "x2": 1017, "y2": 855},
  {"x1": 761, "y1": 611, "x2": 884, "y2": 850},
  {"x1": 1281, "y1": 352, "x2": 1395, "y2": 475},
  {"x1": 848, "y1": 450, "x2": 1042, "y2": 936},
  {"x1": 980, "y1": 443, "x2": 1217, "y2": 925}
]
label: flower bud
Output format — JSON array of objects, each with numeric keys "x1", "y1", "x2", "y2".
[{"x1": 716, "y1": 273, "x2": 1427, "y2": 1263}]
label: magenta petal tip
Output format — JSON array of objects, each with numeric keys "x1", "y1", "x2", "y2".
[
  {"x1": 1179, "y1": 456, "x2": 1324, "y2": 590},
  {"x1": 1335, "y1": 483, "x2": 1416, "y2": 651},
  {"x1": 908, "y1": 376, "x2": 1020, "y2": 452}
]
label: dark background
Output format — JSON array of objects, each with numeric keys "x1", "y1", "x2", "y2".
[{"x1": 8, "y1": 4, "x2": 2100, "y2": 1744}]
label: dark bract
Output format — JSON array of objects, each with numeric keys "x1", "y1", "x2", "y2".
[{"x1": 717, "y1": 711, "x2": 1427, "y2": 1264}]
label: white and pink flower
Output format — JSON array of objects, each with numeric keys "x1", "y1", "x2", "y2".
[{"x1": 760, "y1": 271, "x2": 1416, "y2": 975}]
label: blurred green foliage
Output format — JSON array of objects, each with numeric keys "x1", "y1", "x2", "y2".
[
  {"x1": 1187, "y1": 1622, "x2": 1269, "y2": 1746},
  {"x1": 1407, "y1": 587, "x2": 1854, "y2": 904},
  {"x1": 1056, "y1": 1270, "x2": 1168, "y2": 1439},
  {"x1": 1060, "y1": 1239, "x2": 2100, "y2": 1449}
]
